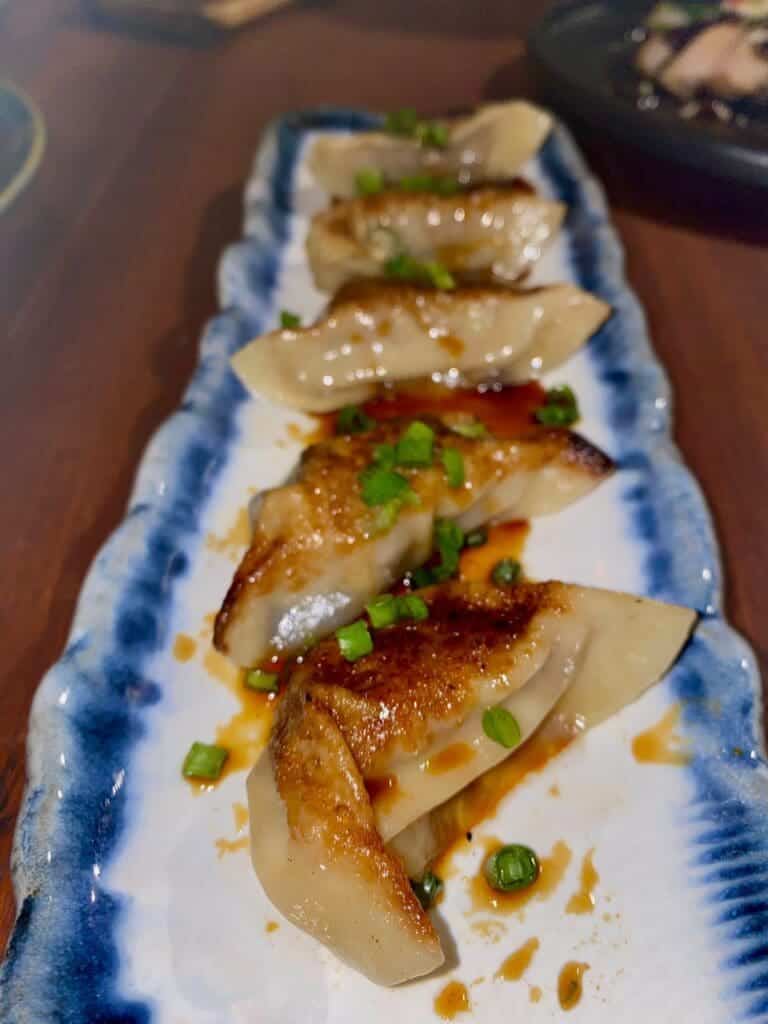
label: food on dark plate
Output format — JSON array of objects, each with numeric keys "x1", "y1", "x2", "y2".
[
  {"x1": 308, "y1": 101, "x2": 552, "y2": 198},
  {"x1": 634, "y1": 2, "x2": 768, "y2": 112},
  {"x1": 231, "y1": 280, "x2": 611, "y2": 413},
  {"x1": 213, "y1": 417, "x2": 613, "y2": 666},
  {"x1": 247, "y1": 580, "x2": 695, "y2": 984},
  {"x1": 306, "y1": 184, "x2": 565, "y2": 293}
]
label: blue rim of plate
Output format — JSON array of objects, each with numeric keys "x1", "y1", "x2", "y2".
[{"x1": 1, "y1": 109, "x2": 767, "y2": 1023}]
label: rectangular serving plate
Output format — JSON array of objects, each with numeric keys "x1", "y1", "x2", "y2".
[{"x1": 2, "y1": 110, "x2": 768, "y2": 1024}]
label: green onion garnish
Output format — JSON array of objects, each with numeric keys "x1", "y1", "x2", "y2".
[
  {"x1": 359, "y1": 466, "x2": 414, "y2": 507},
  {"x1": 397, "y1": 593, "x2": 429, "y2": 622},
  {"x1": 397, "y1": 173, "x2": 460, "y2": 195},
  {"x1": 335, "y1": 620, "x2": 373, "y2": 662},
  {"x1": 366, "y1": 594, "x2": 400, "y2": 629},
  {"x1": 244, "y1": 669, "x2": 279, "y2": 693},
  {"x1": 373, "y1": 442, "x2": 397, "y2": 468},
  {"x1": 280, "y1": 310, "x2": 301, "y2": 329},
  {"x1": 182, "y1": 741, "x2": 229, "y2": 781},
  {"x1": 336, "y1": 405, "x2": 375, "y2": 435},
  {"x1": 534, "y1": 385, "x2": 580, "y2": 428},
  {"x1": 355, "y1": 167, "x2": 385, "y2": 196},
  {"x1": 411, "y1": 566, "x2": 436, "y2": 588},
  {"x1": 383, "y1": 108, "x2": 420, "y2": 136},
  {"x1": 372, "y1": 500, "x2": 402, "y2": 534},
  {"x1": 484, "y1": 844, "x2": 539, "y2": 893},
  {"x1": 384, "y1": 253, "x2": 456, "y2": 291},
  {"x1": 451, "y1": 418, "x2": 488, "y2": 439},
  {"x1": 482, "y1": 706, "x2": 522, "y2": 749},
  {"x1": 491, "y1": 558, "x2": 521, "y2": 586},
  {"x1": 432, "y1": 517, "x2": 465, "y2": 581},
  {"x1": 395, "y1": 420, "x2": 435, "y2": 467},
  {"x1": 411, "y1": 870, "x2": 444, "y2": 910},
  {"x1": 442, "y1": 447, "x2": 465, "y2": 488},
  {"x1": 416, "y1": 120, "x2": 449, "y2": 149},
  {"x1": 465, "y1": 527, "x2": 488, "y2": 548},
  {"x1": 366, "y1": 592, "x2": 429, "y2": 628}
]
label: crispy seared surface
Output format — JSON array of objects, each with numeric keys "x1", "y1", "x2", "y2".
[
  {"x1": 326, "y1": 278, "x2": 553, "y2": 313},
  {"x1": 213, "y1": 419, "x2": 611, "y2": 653},
  {"x1": 275, "y1": 581, "x2": 568, "y2": 776}
]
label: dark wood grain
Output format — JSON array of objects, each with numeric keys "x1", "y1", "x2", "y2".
[{"x1": 1, "y1": 0, "x2": 766, "y2": 952}]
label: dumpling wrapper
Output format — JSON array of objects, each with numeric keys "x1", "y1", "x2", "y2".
[
  {"x1": 308, "y1": 100, "x2": 553, "y2": 198},
  {"x1": 214, "y1": 419, "x2": 614, "y2": 667},
  {"x1": 306, "y1": 184, "x2": 566, "y2": 293},
  {"x1": 231, "y1": 281, "x2": 611, "y2": 413},
  {"x1": 247, "y1": 580, "x2": 695, "y2": 985}
]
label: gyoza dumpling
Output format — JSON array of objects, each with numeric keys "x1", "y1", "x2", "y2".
[
  {"x1": 248, "y1": 580, "x2": 695, "y2": 985},
  {"x1": 213, "y1": 418, "x2": 614, "y2": 667},
  {"x1": 306, "y1": 184, "x2": 566, "y2": 293},
  {"x1": 231, "y1": 281, "x2": 611, "y2": 413},
  {"x1": 308, "y1": 101, "x2": 553, "y2": 198}
]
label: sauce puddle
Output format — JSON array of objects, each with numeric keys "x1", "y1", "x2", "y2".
[
  {"x1": 424, "y1": 742, "x2": 475, "y2": 775},
  {"x1": 632, "y1": 703, "x2": 690, "y2": 766},
  {"x1": 558, "y1": 961, "x2": 589, "y2": 1011},
  {"x1": 459, "y1": 521, "x2": 530, "y2": 583},
  {"x1": 469, "y1": 838, "x2": 572, "y2": 916},
  {"x1": 566, "y1": 848, "x2": 599, "y2": 915},
  {"x1": 173, "y1": 633, "x2": 197, "y2": 662},
  {"x1": 495, "y1": 937, "x2": 540, "y2": 981},
  {"x1": 434, "y1": 981, "x2": 470, "y2": 1021}
]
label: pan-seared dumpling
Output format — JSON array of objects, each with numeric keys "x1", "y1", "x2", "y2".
[
  {"x1": 306, "y1": 184, "x2": 566, "y2": 293},
  {"x1": 248, "y1": 580, "x2": 695, "y2": 985},
  {"x1": 231, "y1": 281, "x2": 611, "y2": 413},
  {"x1": 389, "y1": 585, "x2": 698, "y2": 877},
  {"x1": 308, "y1": 101, "x2": 553, "y2": 198},
  {"x1": 214, "y1": 419, "x2": 613, "y2": 667}
]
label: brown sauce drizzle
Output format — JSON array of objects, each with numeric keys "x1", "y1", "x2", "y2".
[
  {"x1": 558, "y1": 961, "x2": 589, "y2": 1011},
  {"x1": 424, "y1": 742, "x2": 475, "y2": 775},
  {"x1": 265, "y1": 920, "x2": 279, "y2": 934},
  {"x1": 529, "y1": 985, "x2": 542, "y2": 1003},
  {"x1": 436, "y1": 333, "x2": 466, "y2": 358},
  {"x1": 173, "y1": 633, "x2": 197, "y2": 662},
  {"x1": 459, "y1": 520, "x2": 530, "y2": 583},
  {"x1": 566, "y1": 848, "x2": 599, "y2": 915},
  {"x1": 215, "y1": 801, "x2": 250, "y2": 858},
  {"x1": 434, "y1": 980, "x2": 470, "y2": 1020},
  {"x1": 469, "y1": 838, "x2": 572, "y2": 916},
  {"x1": 632, "y1": 703, "x2": 690, "y2": 766},
  {"x1": 206, "y1": 506, "x2": 250, "y2": 560},
  {"x1": 495, "y1": 937, "x2": 540, "y2": 981}
]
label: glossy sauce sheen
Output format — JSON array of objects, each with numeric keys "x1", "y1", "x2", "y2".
[
  {"x1": 459, "y1": 520, "x2": 530, "y2": 583},
  {"x1": 434, "y1": 981, "x2": 471, "y2": 1021},
  {"x1": 469, "y1": 837, "x2": 572, "y2": 915},
  {"x1": 495, "y1": 937, "x2": 540, "y2": 981},
  {"x1": 365, "y1": 773, "x2": 401, "y2": 812},
  {"x1": 558, "y1": 961, "x2": 589, "y2": 1011},
  {"x1": 632, "y1": 703, "x2": 691, "y2": 766},
  {"x1": 566, "y1": 848, "x2": 599, "y2": 915},
  {"x1": 424, "y1": 742, "x2": 476, "y2": 775}
]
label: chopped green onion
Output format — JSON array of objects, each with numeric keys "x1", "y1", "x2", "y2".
[
  {"x1": 372, "y1": 500, "x2": 402, "y2": 533},
  {"x1": 384, "y1": 252, "x2": 456, "y2": 291},
  {"x1": 465, "y1": 527, "x2": 488, "y2": 548},
  {"x1": 484, "y1": 844, "x2": 539, "y2": 893},
  {"x1": 396, "y1": 593, "x2": 429, "y2": 622},
  {"x1": 397, "y1": 173, "x2": 460, "y2": 195},
  {"x1": 335, "y1": 620, "x2": 373, "y2": 662},
  {"x1": 244, "y1": 669, "x2": 279, "y2": 693},
  {"x1": 442, "y1": 447, "x2": 465, "y2": 488},
  {"x1": 336, "y1": 405, "x2": 375, "y2": 435},
  {"x1": 433, "y1": 517, "x2": 465, "y2": 581},
  {"x1": 491, "y1": 558, "x2": 521, "y2": 586},
  {"x1": 411, "y1": 870, "x2": 443, "y2": 910},
  {"x1": 534, "y1": 385, "x2": 580, "y2": 428},
  {"x1": 359, "y1": 466, "x2": 414, "y2": 507},
  {"x1": 355, "y1": 167, "x2": 385, "y2": 196},
  {"x1": 482, "y1": 707, "x2": 522, "y2": 749},
  {"x1": 373, "y1": 442, "x2": 397, "y2": 469},
  {"x1": 383, "y1": 108, "x2": 420, "y2": 136},
  {"x1": 417, "y1": 121, "x2": 449, "y2": 149},
  {"x1": 395, "y1": 420, "x2": 435, "y2": 467},
  {"x1": 366, "y1": 594, "x2": 400, "y2": 629},
  {"x1": 411, "y1": 566, "x2": 435, "y2": 588},
  {"x1": 280, "y1": 310, "x2": 301, "y2": 329},
  {"x1": 451, "y1": 418, "x2": 488, "y2": 439},
  {"x1": 182, "y1": 741, "x2": 229, "y2": 781}
]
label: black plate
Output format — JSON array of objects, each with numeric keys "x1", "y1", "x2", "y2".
[{"x1": 528, "y1": 0, "x2": 768, "y2": 190}]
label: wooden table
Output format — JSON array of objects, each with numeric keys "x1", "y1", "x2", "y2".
[{"x1": 1, "y1": 0, "x2": 767, "y2": 951}]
